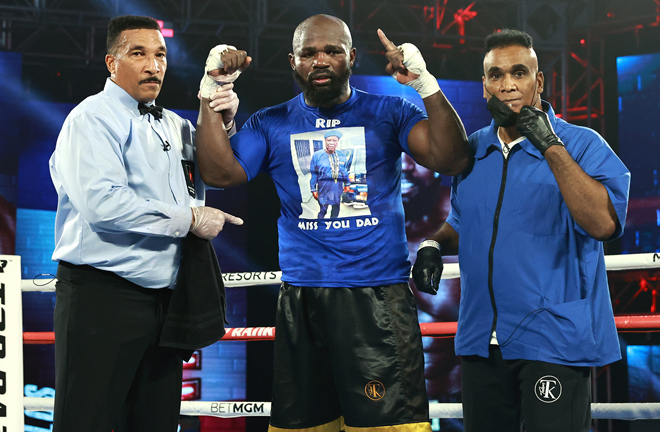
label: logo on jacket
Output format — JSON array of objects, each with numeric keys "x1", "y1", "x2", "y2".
[
  {"x1": 365, "y1": 380, "x2": 385, "y2": 401},
  {"x1": 181, "y1": 160, "x2": 196, "y2": 198},
  {"x1": 535, "y1": 375, "x2": 562, "y2": 403}
]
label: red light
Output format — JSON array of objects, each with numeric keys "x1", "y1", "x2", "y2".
[
  {"x1": 580, "y1": 39, "x2": 585, "y2": 45},
  {"x1": 607, "y1": 12, "x2": 614, "y2": 18},
  {"x1": 423, "y1": 6, "x2": 435, "y2": 24},
  {"x1": 181, "y1": 378, "x2": 201, "y2": 401},
  {"x1": 183, "y1": 351, "x2": 202, "y2": 370},
  {"x1": 156, "y1": 19, "x2": 174, "y2": 38},
  {"x1": 432, "y1": 43, "x2": 453, "y2": 49},
  {"x1": 652, "y1": 289, "x2": 657, "y2": 313},
  {"x1": 56, "y1": 72, "x2": 61, "y2": 77}
]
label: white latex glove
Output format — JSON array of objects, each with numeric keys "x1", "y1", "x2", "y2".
[
  {"x1": 200, "y1": 44, "x2": 243, "y2": 98},
  {"x1": 207, "y1": 83, "x2": 239, "y2": 130},
  {"x1": 190, "y1": 206, "x2": 243, "y2": 240}
]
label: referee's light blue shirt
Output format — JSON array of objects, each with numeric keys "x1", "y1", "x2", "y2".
[
  {"x1": 448, "y1": 102, "x2": 630, "y2": 367},
  {"x1": 50, "y1": 79, "x2": 204, "y2": 288}
]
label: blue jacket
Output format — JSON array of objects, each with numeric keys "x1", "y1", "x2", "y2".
[{"x1": 447, "y1": 102, "x2": 630, "y2": 366}]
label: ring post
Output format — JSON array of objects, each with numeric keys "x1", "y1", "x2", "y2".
[{"x1": 1, "y1": 255, "x2": 25, "y2": 430}]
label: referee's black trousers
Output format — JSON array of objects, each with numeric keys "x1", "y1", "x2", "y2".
[{"x1": 52, "y1": 262, "x2": 183, "y2": 432}]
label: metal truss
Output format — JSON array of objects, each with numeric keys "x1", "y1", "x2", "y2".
[
  {"x1": 1, "y1": 0, "x2": 658, "y2": 116},
  {"x1": 0, "y1": 0, "x2": 513, "y2": 74},
  {"x1": 539, "y1": 0, "x2": 660, "y2": 136}
]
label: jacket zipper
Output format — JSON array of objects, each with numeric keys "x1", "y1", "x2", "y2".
[{"x1": 487, "y1": 152, "x2": 509, "y2": 341}]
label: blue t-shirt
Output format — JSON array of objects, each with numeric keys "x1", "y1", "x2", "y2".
[
  {"x1": 230, "y1": 88, "x2": 427, "y2": 287},
  {"x1": 447, "y1": 102, "x2": 630, "y2": 367}
]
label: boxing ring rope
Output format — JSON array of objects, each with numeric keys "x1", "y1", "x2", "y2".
[
  {"x1": 20, "y1": 251, "x2": 660, "y2": 292},
  {"x1": 19, "y1": 398, "x2": 660, "y2": 420},
  {"x1": 21, "y1": 315, "x2": 660, "y2": 345},
  {"x1": 16, "y1": 252, "x2": 660, "y2": 421}
]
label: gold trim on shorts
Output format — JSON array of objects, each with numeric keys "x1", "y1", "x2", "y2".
[
  {"x1": 344, "y1": 422, "x2": 432, "y2": 432},
  {"x1": 269, "y1": 417, "x2": 343, "y2": 432}
]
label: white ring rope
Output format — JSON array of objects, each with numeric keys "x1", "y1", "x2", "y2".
[
  {"x1": 428, "y1": 403, "x2": 660, "y2": 421},
  {"x1": 22, "y1": 398, "x2": 660, "y2": 420},
  {"x1": 19, "y1": 252, "x2": 660, "y2": 292}
]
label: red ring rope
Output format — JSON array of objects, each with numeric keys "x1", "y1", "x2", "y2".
[{"x1": 22, "y1": 314, "x2": 660, "y2": 344}]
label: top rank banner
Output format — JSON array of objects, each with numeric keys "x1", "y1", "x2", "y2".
[{"x1": 0, "y1": 255, "x2": 24, "y2": 431}]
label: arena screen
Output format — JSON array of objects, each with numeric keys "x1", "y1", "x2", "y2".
[
  {"x1": 617, "y1": 51, "x2": 660, "y2": 409},
  {"x1": 617, "y1": 51, "x2": 660, "y2": 255}
]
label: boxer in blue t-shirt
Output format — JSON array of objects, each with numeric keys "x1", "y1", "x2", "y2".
[{"x1": 195, "y1": 14, "x2": 472, "y2": 432}]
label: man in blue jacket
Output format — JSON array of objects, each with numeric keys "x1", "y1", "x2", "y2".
[{"x1": 413, "y1": 29, "x2": 630, "y2": 432}]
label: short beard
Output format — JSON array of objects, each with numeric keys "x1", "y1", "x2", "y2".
[{"x1": 293, "y1": 66, "x2": 352, "y2": 107}]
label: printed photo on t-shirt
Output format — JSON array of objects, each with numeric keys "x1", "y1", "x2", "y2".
[{"x1": 290, "y1": 127, "x2": 372, "y2": 219}]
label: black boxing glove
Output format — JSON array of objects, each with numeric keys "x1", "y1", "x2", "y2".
[
  {"x1": 516, "y1": 105, "x2": 564, "y2": 155},
  {"x1": 412, "y1": 241, "x2": 443, "y2": 295}
]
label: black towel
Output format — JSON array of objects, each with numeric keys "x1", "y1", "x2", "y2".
[{"x1": 160, "y1": 234, "x2": 228, "y2": 360}]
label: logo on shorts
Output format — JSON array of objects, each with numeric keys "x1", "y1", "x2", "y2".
[
  {"x1": 365, "y1": 380, "x2": 385, "y2": 401},
  {"x1": 535, "y1": 375, "x2": 562, "y2": 403}
]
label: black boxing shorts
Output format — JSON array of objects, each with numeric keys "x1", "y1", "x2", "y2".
[{"x1": 268, "y1": 282, "x2": 431, "y2": 432}]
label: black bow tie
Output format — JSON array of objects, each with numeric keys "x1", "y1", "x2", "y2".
[{"x1": 138, "y1": 102, "x2": 163, "y2": 120}]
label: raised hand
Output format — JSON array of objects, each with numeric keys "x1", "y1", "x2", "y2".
[
  {"x1": 200, "y1": 45, "x2": 252, "y2": 98},
  {"x1": 377, "y1": 29, "x2": 440, "y2": 98},
  {"x1": 377, "y1": 29, "x2": 419, "y2": 85},
  {"x1": 516, "y1": 106, "x2": 564, "y2": 155}
]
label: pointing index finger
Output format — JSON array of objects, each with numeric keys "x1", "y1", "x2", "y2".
[
  {"x1": 377, "y1": 29, "x2": 397, "y2": 51},
  {"x1": 223, "y1": 211, "x2": 244, "y2": 226}
]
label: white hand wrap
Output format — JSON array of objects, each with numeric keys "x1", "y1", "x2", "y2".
[
  {"x1": 199, "y1": 44, "x2": 242, "y2": 98},
  {"x1": 396, "y1": 43, "x2": 440, "y2": 99}
]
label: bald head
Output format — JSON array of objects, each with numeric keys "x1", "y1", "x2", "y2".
[
  {"x1": 288, "y1": 14, "x2": 356, "y2": 107},
  {"x1": 292, "y1": 14, "x2": 352, "y2": 53}
]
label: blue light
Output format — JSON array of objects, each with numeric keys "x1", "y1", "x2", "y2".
[
  {"x1": 627, "y1": 345, "x2": 660, "y2": 402},
  {"x1": 90, "y1": 2, "x2": 192, "y2": 68},
  {"x1": 15, "y1": 209, "x2": 57, "y2": 280},
  {"x1": 617, "y1": 52, "x2": 660, "y2": 95},
  {"x1": 350, "y1": 75, "x2": 491, "y2": 136}
]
